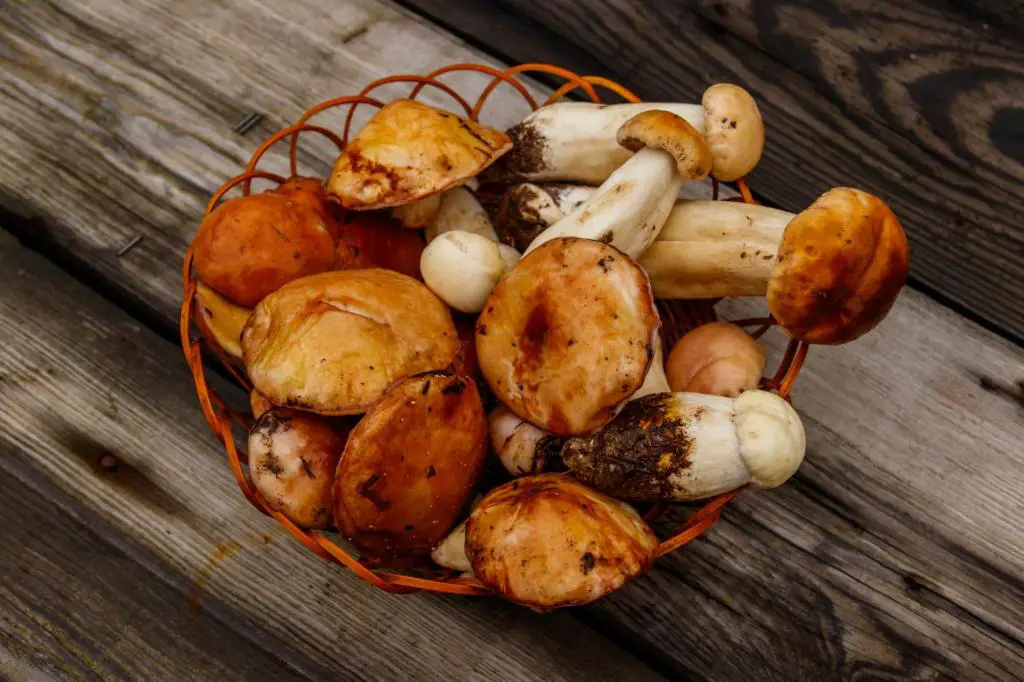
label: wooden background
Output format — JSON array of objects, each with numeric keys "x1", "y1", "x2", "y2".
[{"x1": 1, "y1": 0, "x2": 1023, "y2": 680}]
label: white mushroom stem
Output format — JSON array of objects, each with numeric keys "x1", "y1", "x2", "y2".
[
  {"x1": 639, "y1": 200, "x2": 794, "y2": 299},
  {"x1": 425, "y1": 186, "x2": 498, "y2": 243},
  {"x1": 631, "y1": 335, "x2": 671, "y2": 400},
  {"x1": 392, "y1": 193, "x2": 442, "y2": 229},
  {"x1": 489, "y1": 405, "x2": 562, "y2": 476},
  {"x1": 525, "y1": 147, "x2": 683, "y2": 258},
  {"x1": 431, "y1": 519, "x2": 472, "y2": 572},
  {"x1": 493, "y1": 102, "x2": 705, "y2": 185},
  {"x1": 563, "y1": 390, "x2": 806, "y2": 501}
]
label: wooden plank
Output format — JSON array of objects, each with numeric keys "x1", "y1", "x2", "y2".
[
  {"x1": 0, "y1": 229, "x2": 665, "y2": 682},
  {"x1": 0, "y1": 449, "x2": 336, "y2": 682},
  {"x1": 402, "y1": 0, "x2": 1024, "y2": 343}
]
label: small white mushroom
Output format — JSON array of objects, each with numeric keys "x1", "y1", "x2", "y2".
[
  {"x1": 486, "y1": 85, "x2": 763, "y2": 185},
  {"x1": 420, "y1": 230, "x2": 506, "y2": 313},
  {"x1": 526, "y1": 110, "x2": 712, "y2": 258},
  {"x1": 425, "y1": 186, "x2": 499, "y2": 243},
  {"x1": 562, "y1": 390, "x2": 805, "y2": 501},
  {"x1": 488, "y1": 405, "x2": 564, "y2": 476}
]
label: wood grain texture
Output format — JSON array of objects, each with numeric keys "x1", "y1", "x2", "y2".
[
  {"x1": 403, "y1": 0, "x2": 1024, "y2": 343},
  {"x1": 0, "y1": 230, "x2": 664, "y2": 682}
]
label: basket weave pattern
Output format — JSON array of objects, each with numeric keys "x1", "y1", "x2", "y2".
[{"x1": 180, "y1": 63, "x2": 809, "y2": 596}]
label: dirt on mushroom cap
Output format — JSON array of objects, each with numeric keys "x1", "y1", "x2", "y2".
[
  {"x1": 475, "y1": 237, "x2": 660, "y2": 436},
  {"x1": 332, "y1": 372, "x2": 488, "y2": 565}
]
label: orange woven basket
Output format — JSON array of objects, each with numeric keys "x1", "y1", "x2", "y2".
[{"x1": 180, "y1": 63, "x2": 809, "y2": 598}]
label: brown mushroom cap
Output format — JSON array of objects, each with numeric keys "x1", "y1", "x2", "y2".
[
  {"x1": 767, "y1": 188, "x2": 909, "y2": 344},
  {"x1": 666, "y1": 322, "x2": 766, "y2": 396},
  {"x1": 241, "y1": 269, "x2": 458, "y2": 415},
  {"x1": 616, "y1": 110, "x2": 712, "y2": 181},
  {"x1": 326, "y1": 100, "x2": 512, "y2": 210},
  {"x1": 701, "y1": 84, "x2": 765, "y2": 182},
  {"x1": 248, "y1": 408, "x2": 350, "y2": 529},
  {"x1": 476, "y1": 238, "x2": 660, "y2": 436},
  {"x1": 333, "y1": 372, "x2": 488, "y2": 565},
  {"x1": 466, "y1": 474, "x2": 658, "y2": 608},
  {"x1": 192, "y1": 177, "x2": 337, "y2": 308}
]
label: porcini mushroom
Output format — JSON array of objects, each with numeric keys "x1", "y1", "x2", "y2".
[
  {"x1": 420, "y1": 230, "x2": 507, "y2": 313},
  {"x1": 430, "y1": 518, "x2": 472, "y2": 573},
  {"x1": 334, "y1": 211, "x2": 425, "y2": 279},
  {"x1": 666, "y1": 322, "x2": 766, "y2": 396},
  {"x1": 476, "y1": 238, "x2": 660, "y2": 436},
  {"x1": 525, "y1": 110, "x2": 712, "y2": 258},
  {"x1": 485, "y1": 84, "x2": 763, "y2": 185},
  {"x1": 489, "y1": 405, "x2": 565, "y2": 476},
  {"x1": 248, "y1": 408, "x2": 350, "y2": 529},
  {"x1": 327, "y1": 100, "x2": 511, "y2": 210},
  {"x1": 466, "y1": 474, "x2": 658, "y2": 608},
  {"x1": 492, "y1": 183, "x2": 596, "y2": 251},
  {"x1": 562, "y1": 390, "x2": 806, "y2": 501},
  {"x1": 639, "y1": 188, "x2": 910, "y2": 343},
  {"x1": 250, "y1": 390, "x2": 273, "y2": 418},
  {"x1": 392, "y1": 193, "x2": 442, "y2": 230},
  {"x1": 333, "y1": 372, "x2": 487, "y2": 564},
  {"x1": 241, "y1": 269, "x2": 458, "y2": 415},
  {"x1": 192, "y1": 177, "x2": 338, "y2": 307},
  {"x1": 631, "y1": 335, "x2": 671, "y2": 400},
  {"x1": 193, "y1": 281, "x2": 252, "y2": 360},
  {"x1": 424, "y1": 186, "x2": 499, "y2": 243}
]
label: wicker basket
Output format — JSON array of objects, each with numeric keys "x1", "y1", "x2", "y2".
[{"x1": 180, "y1": 63, "x2": 809, "y2": 597}]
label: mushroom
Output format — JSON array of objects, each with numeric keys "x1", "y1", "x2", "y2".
[
  {"x1": 327, "y1": 100, "x2": 511, "y2": 210},
  {"x1": 639, "y1": 188, "x2": 910, "y2": 343},
  {"x1": 248, "y1": 408, "x2": 351, "y2": 529},
  {"x1": 476, "y1": 237, "x2": 660, "y2": 436},
  {"x1": 430, "y1": 518, "x2": 472, "y2": 573},
  {"x1": 666, "y1": 322, "x2": 766, "y2": 396},
  {"x1": 485, "y1": 84, "x2": 763, "y2": 185},
  {"x1": 562, "y1": 390, "x2": 806, "y2": 501},
  {"x1": 333, "y1": 372, "x2": 487, "y2": 564},
  {"x1": 192, "y1": 177, "x2": 338, "y2": 307},
  {"x1": 250, "y1": 390, "x2": 273, "y2": 418},
  {"x1": 334, "y1": 211, "x2": 425, "y2": 279},
  {"x1": 488, "y1": 405, "x2": 565, "y2": 476},
  {"x1": 424, "y1": 186, "x2": 499, "y2": 243},
  {"x1": 392, "y1": 193, "x2": 442, "y2": 230},
  {"x1": 241, "y1": 269, "x2": 458, "y2": 415},
  {"x1": 492, "y1": 183, "x2": 596, "y2": 251},
  {"x1": 525, "y1": 110, "x2": 712, "y2": 258},
  {"x1": 420, "y1": 231, "x2": 507, "y2": 313},
  {"x1": 465, "y1": 474, "x2": 658, "y2": 608},
  {"x1": 193, "y1": 281, "x2": 252, "y2": 360}
]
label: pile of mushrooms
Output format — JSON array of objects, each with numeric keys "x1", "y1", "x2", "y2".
[{"x1": 189, "y1": 84, "x2": 909, "y2": 609}]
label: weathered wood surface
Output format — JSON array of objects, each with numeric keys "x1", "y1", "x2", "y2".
[
  {"x1": 0, "y1": 230, "x2": 664, "y2": 681},
  {"x1": 403, "y1": 0, "x2": 1024, "y2": 343},
  {"x1": 2, "y1": 0, "x2": 1024, "y2": 679}
]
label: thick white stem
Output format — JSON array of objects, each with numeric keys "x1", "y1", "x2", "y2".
[
  {"x1": 498, "y1": 102, "x2": 705, "y2": 184},
  {"x1": 525, "y1": 148, "x2": 684, "y2": 258},
  {"x1": 425, "y1": 186, "x2": 498, "y2": 243},
  {"x1": 639, "y1": 201, "x2": 794, "y2": 299}
]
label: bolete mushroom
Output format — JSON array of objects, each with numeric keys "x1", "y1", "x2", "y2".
[
  {"x1": 250, "y1": 390, "x2": 273, "y2": 418},
  {"x1": 485, "y1": 84, "x2": 763, "y2": 185},
  {"x1": 333, "y1": 372, "x2": 487, "y2": 564},
  {"x1": 420, "y1": 230, "x2": 508, "y2": 313},
  {"x1": 525, "y1": 110, "x2": 712, "y2": 258},
  {"x1": 476, "y1": 237, "x2": 660, "y2": 436},
  {"x1": 666, "y1": 322, "x2": 766, "y2": 396},
  {"x1": 327, "y1": 100, "x2": 511, "y2": 210},
  {"x1": 248, "y1": 408, "x2": 351, "y2": 529},
  {"x1": 562, "y1": 390, "x2": 805, "y2": 501},
  {"x1": 241, "y1": 269, "x2": 458, "y2": 415},
  {"x1": 430, "y1": 518, "x2": 472, "y2": 573},
  {"x1": 424, "y1": 186, "x2": 499, "y2": 243},
  {"x1": 631, "y1": 335, "x2": 671, "y2": 400},
  {"x1": 488, "y1": 405, "x2": 565, "y2": 476},
  {"x1": 192, "y1": 177, "x2": 338, "y2": 307},
  {"x1": 639, "y1": 188, "x2": 910, "y2": 344},
  {"x1": 466, "y1": 474, "x2": 658, "y2": 608},
  {"x1": 193, "y1": 281, "x2": 252, "y2": 360},
  {"x1": 334, "y1": 211, "x2": 425, "y2": 279},
  {"x1": 492, "y1": 183, "x2": 596, "y2": 251}
]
